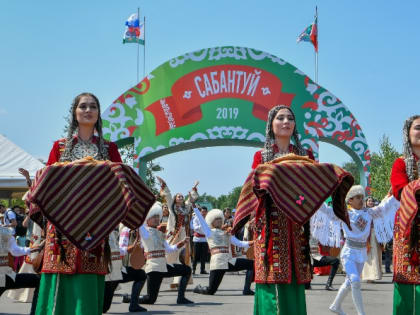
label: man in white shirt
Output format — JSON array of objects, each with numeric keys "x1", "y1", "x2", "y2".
[
  {"x1": 0, "y1": 226, "x2": 41, "y2": 315},
  {"x1": 192, "y1": 206, "x2": 209, "y2": 274}
]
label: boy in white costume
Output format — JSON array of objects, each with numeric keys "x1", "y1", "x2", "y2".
[
  {"x1": 138, "y1": 202, "x2": 194, "y2": 305},
  {"x1": 192, "y1": 208, "x2": 255, "y2": 295},
  {"x1": 311, "y1": 185, "x2": 400, "y2": 315},
  {"x1": 0, "y1": 226, "x2": 40, "y2": 315}
]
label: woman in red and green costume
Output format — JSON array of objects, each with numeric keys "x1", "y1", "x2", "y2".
[
  {"x1": 250, "y1": 105, "x2": 314, "y2": 315},
  {"x1": 35, "y1": 93, "x2": 122, "y2": 315},
  {"x1": 391, "y1": 115, "x2": 420, "y2": 314}
]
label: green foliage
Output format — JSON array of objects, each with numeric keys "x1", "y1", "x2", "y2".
[
  {"x1": 341, "y1": 135, "x2": 400, "y2": 200},
  {"x1": 196, "y1": 186, "x2": 242, "y2": 209},
  {"x1": 341, "y1": 161, "x2": 360, "y2": 185},
  {"x1": 370, "y1": 135, "x2": 400, "y2": 200},
  {"x1": 118, "y1": 143, "x2": 163, "y2": 195},
  {"x1": 145, "y1": 161, "x2": 163, "y2": 196}
]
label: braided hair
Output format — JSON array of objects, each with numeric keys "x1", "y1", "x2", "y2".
[
  {"x1": 261, "y1": 105, "x2": 311, "y2": 271},
  {"x1": 57, "y1": 92, "x2": 111, "y2": 267},
  {"x1": 261, "y1": 105, "x2": 305, "y2": 163},
  {"x1": 60, "y1": 92, "x2": 109, "y2": 162},
  {"x1": 171, "y1": 193, "x2": 187, "y2": 227},
  {"x1": 402, "y1": 115, "x2": 420, "y2": 254},
  {"x1": 402, "y1": 115, "x2": 420, "y2": 182}
]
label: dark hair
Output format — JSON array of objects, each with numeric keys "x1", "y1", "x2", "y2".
[
  {"x1": 261, "y1": 106, "x2": 310, "y2": 275},
  {"x1": 262, "y1": 105, "x2": 305, "y2": 162},
  {"x1": 201, "y1": 206, "x2": 208, "y2": 211},
  {"x1": 60, "y1": 92, "x2": 109, "y2": 162},
  {"x1": 57, "y1": 93, "x2": 111, "y2": 268},
  {"x1": 171, "y1": 193, "x2": 186, "y2": 227}
]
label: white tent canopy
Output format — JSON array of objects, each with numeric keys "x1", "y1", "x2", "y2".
[{"x1": 0, "y1": 134, "x2": 45, "y2": 198}]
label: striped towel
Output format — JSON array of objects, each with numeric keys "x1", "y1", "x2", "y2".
[
  {"x1": 27, "y1": 158, "x2": 155, "y2": 250},
  {"x1": 398, "y1": 179, "x2": 420, "y2": 236},
  {"x1": 232, "y1": 154, "x2": 353, "y2": 233}
]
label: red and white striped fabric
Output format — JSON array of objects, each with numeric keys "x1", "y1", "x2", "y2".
[
  {"x1": 233, "y1": 154, "x2": 353, "y2": 233},
  {"x1": 27, "y1": 158, "x2": 155, "y2": 250}
]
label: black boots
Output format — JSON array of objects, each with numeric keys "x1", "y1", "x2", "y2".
[
  {"x1": 242, "y1": 270, "x2": 255, "y2": 295},
  {"x1": 193, "y1": 284, "x2": 210, "y2": 295},
  {"x1": 325, "y1": 263, "x2": 339, "y2": 291},
  {"x1": 177, "y1": 276, "x2": 194, "y2": 304},
  {"x1": 129, "y1": 280, "x2": 147, "y2": 312}
]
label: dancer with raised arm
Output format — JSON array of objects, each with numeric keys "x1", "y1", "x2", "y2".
[
  {"x1": 138, "y1": 202, "x2": 194, "y2": 305},
  {"x1": 311, "y1": 185, "x2": 399, "y2": 315},
  {"x1": 157, "y1": 177, "x2": 198, "y2": 288},
  {"x1": 192, "y1": 208, "x2": 254, "y2": 295}
]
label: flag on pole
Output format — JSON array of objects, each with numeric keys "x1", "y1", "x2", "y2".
[
  {"x1": 123, "y1": 13, "x2": 145, "y2": 45},
  {"x1": 297, "y1": 11, "x2": 318, "y2": 52}
]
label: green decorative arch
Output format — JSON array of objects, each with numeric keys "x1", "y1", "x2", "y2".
[{"x1": 102, "y1": 46, "x2": 371, "y2": 190}]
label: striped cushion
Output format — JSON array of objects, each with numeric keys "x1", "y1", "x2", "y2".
[
  {"x1": 232, "y1": 154, "x2": 353, "y2": 233},
  {"x1": 27, "y1": 159, "x2": 155, "y2": 250},
  {"x1": 398, "y1": 179, "x2": 420, "y2": 235}
]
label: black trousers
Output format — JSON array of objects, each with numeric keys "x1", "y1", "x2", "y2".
[
  {"x1": 142, "y1": 263, "x2": 191, "y2": 304},
  {"x1": 312, "y1": 255, "x2": 340, "y2": 270},
  {"x1": 103, "y1": 267, "x2": 147, "y2": 313},
  {"x1": 207, "y1": 258, "x2": 253, "y2": 295},
  {"x1": 193, "y1": 242, "x2": 208, "y2": 272},
  {"x1": 0, "y1": 273, "x2": 40, "y2": 315}
]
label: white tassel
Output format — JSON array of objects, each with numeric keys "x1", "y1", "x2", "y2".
[
  {"x1": 372, "y1": 196, "x2": 400, "y2": 244},
  {"x1": 311, "y1": 206, "x2": 342, "y2": 247}
]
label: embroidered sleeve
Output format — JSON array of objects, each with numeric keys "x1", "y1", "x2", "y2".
[
  {"x1": 119, "y1": 227, "x2": 130, "y2": 256},
  {"x1": 161, "y1": 185, "x2": 175, "y2": 235},
  {"x1": 185, "y1": 186, "x2": 199, "y2": 210}
]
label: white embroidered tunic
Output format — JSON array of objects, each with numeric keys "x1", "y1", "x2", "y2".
[
  {"x1": 139, "y1": 225, "x2": 178, "y2": 273},
  {"x1": 193, "y1": 208, "x2": 249, "y2": 270},
  {"x1": 0, "y1": 227, "x2": 30, "y2": 287},
  {"x1": 311, "y1": 196, "x2": 400, "y2": 263}
]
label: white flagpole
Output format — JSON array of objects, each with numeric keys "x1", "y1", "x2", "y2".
[
  {"x1": 136, "y1": 7, "x2": 140, "y2": 83},
  {"x1": 143, "y1": 16, "x2": 146, "y2": 78},
  {"x1": 315, "y1": 6, "x2": 318, "y2": 84}
]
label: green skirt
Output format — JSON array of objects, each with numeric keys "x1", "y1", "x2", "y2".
[
  {"x1": 35, "y1": 273, "x2": 105, "y2": 315},
  {"x1": 254, "y1": 272, "x2": 306, "y2": 315},
  {"x1": 393, "y1": 282, "x2": 420, "y2": 315}
]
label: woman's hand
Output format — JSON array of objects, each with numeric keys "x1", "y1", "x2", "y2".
[
  {"x1": 156, "y1": 176, "x2": 166, "y2": 187},
  {"x1": 18, "y1": 168, "x2": 31, "y2": 186}
]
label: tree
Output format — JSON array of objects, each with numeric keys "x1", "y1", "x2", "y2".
[
  {"x1": 118, "y1": 143, "x2": 163, "y2": 195},
  {"x1": 370, "y1": 135, "x2": 400, "y2": 200},
  {"x1": 196, "y1": 186, "x2": 243, "y2": 209},
  {"x1": 340, "y1": 135, "x2": 400, "y2": 200},
  {"x1": 342, "y1": 161, "x2": 360, "y2": 185},
  {"x1": 145, "y1": 161, "x2": 164, "y2": 196}
]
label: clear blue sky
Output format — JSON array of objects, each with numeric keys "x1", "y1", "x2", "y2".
[{"x1": 1, "y1": 1, "x2": 419, "y2": 196}]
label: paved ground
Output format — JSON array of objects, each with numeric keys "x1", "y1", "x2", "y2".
[{"x1": 0, "y1": 269, "x2": 394, "y2": 315}]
